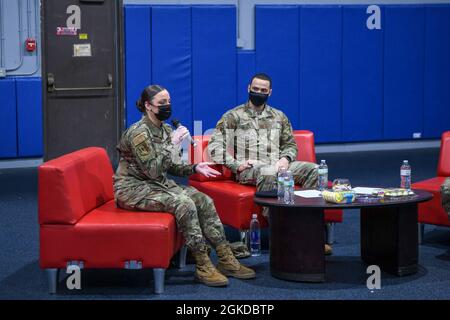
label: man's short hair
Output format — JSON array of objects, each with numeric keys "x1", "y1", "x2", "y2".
[{"x1": 250, "y1": 73, "x2": 272, "y2": 89}]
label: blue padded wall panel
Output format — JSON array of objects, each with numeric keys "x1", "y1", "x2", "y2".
[
  {"x1": 152, "y1": 6, "x2": 192, "y2": 132},
  {"x1": 124, "y1": 5, "x2": 152, "y2": 127},
  {"x1": 192, "y1": 6, "x2": 237, "y2": 132},
  {"x1": 0, "y1": 79, "x2": 17, "y2": 158},
  {"x1": 16, "y1": 78, "x2": 43, "y2": 157},
  {"x1": 423, "y1": 5, "x2": 450, "y2": 138},
  {"x1": 299, "y1": 6, "x2": 342, "y2": 143},
  {"x1": 384, "y1": 6, "x2": 424, "y2": 140},
  {"x1": 342, "y1": 6, "x2": 383, "y2": 142},
  {"x1": 237, "y1": 50, "x2": 255, "y2": 105},
  {"x1": 256, "y1": 6, "x2": 299, "y2": 129}
]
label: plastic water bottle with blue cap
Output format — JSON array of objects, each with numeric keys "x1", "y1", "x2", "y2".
[
  {"x1": 277, "y1": 167, "x2": 287, "y2": 201},
  {"x1": 283, "y1": 170, "x2": 295, "y2": 204},
  {"x1": 318, "y1": 160, "x2": 328, "y2": 191}
]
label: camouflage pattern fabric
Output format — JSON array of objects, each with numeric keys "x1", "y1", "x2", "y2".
[
  {"x1": 441, "y1": 177, "x2": 450, "y2": 220},
  {"x1": 114, "y1": 115, "x2": 228, "y2": 251},
  {"x1": 208, "y1": 103, "x2": 318, "y2": 191},
  {"x1": 229, "y1": 241, "x2": 251, "y2": 258},
  {"x1": 237, "y1": 161, "x2": 318, "y2": 191},
  {"x1": 185, "y1": 241, "x2": 250, "y2": 265}
]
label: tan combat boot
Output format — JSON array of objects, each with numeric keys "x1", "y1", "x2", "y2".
[
  {"x1": 325, "y1": 244, "x2": 333, "y2": 255},
  {"x1": 216, "y1": 243, "x2": 256, "y2": 279},
  {"x1": 192, "y1": 247, "x2": 229, "y2": 287}
]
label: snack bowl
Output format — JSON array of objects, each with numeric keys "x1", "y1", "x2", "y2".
[
  {"x1": 382, "y1": 188, "x2": 415, "y2": 199},
  {"x1": 332, "y1": 178, "x2": 352, "y2": 192}
]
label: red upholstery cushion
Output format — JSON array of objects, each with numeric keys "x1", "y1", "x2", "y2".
[
  {"x1": 188, "y1": 135, "x2": 233, "y2": 182},
  {"x1": 40, "y1": 200, "x2": 183, "y2": 269},
  {"x1": 39, "y1": 147, "x2": 114, "y2": 225},
  {"x1": 413, "y1": 132, "x2": 450, "y2": 227},
  {"x1": 437, "y1": 131, "x2": 450, "y2": 176},
  {"x1": 190, "y1": 180, "x2": 267, "y2": 230},
  {"x1": 294, "y1": 130, "x2": 317, "y2": 163},
  {"x1": 412, "y1": 178, "x2": 450, "y2": 227}
]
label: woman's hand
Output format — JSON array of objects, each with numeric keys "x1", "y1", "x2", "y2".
[
  {"x1": 195, "y1": 162, "x2": 222, "y2": 178},
  {"x1": 171, "y1": 125, "x2": 190, "y2": 146}
]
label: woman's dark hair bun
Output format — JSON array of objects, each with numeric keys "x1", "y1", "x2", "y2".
[{"x1": 136, "y1": 99, "x2": 145, "y2": 112}]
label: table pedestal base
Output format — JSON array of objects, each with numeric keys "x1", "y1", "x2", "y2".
[
  {"x1": 361, "y1": 204, "x2": 419, "y2": 276},
  {"x1": 269, "y1": 206, "x2": 325, "y2": 282}
]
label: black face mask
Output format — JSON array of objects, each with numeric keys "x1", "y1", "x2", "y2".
[
  {"x1": 249, "y1": 91, "x2": 269, "y2": 107},
  {"x1": 152, "y1": 104, "x2": 172, "y2": 121}
]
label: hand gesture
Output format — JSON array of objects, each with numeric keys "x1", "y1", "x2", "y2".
[
  {"x1": 195, "y1": 162, "x2": 222, "y2": 178},
  {"x1": 171, "y1": 125, "x2": 190, "y2": 146}
]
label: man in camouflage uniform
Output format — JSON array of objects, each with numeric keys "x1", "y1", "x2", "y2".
[
  {"x1": 441, "y1": 177, "x2": 450, "y2": 220},
  {"x1": 208, "y1": 73, "x2": 332, "y2": 255},
  {"x1": 114, "y1": 85, "x2": 255, "y2": 287}
]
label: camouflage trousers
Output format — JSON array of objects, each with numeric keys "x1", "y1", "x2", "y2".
[
  {"x1": 237, "y1": 160, "x2": 319, "y2": 191},
  {"x1": 116, "y1": 183, "x2": 228, "y2": 252},
  {"x1": 441, "y1": 177, "x2": 450, "y2": 219},
  {"x1": 237, "y1": 161, "x2": 319, "y2": 219}
]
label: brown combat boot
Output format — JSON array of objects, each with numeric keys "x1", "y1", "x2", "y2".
[
  {"x1": 216, "y1": 243, "x2": 256, "y2": 279},
  {"x1": 192, "y1": 246, "x2": 228, "y2": 287},
  {"x1": 325, "y1": 244, "x2": 333, "y2": 255}
]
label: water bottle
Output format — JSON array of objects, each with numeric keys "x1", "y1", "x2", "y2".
[
  {"x1": 283, "y1": 170, "x2": 295, "y2": 204},
  {"x1": 318, "y1": 160, "x2": 328, "y2": 191},
  {"x1": 249, "y1": 214, "x2": 261, "y2": 256},
  {"x1": 277, "y1": 167, "x2": 287, "y2": 201},
  {"x1": 400, "y1": 160, "x2": 411, "y2": 190}
]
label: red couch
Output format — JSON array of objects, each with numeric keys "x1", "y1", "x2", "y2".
[
  {"x1": 188, "y1": 130, "x2": 343, "y2": 244},
  {"x1": 39, "y1": 147, "x2": 185, "y2": 294},
  {"x1": 412, "y1": 131, "x2": 450, "y2": 241}
]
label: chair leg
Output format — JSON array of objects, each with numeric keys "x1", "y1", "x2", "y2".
[
  {"x1": 153, "y1": 268, "x2": 166, "y2": 294},
  {"x1": 240, "y1": 230, "x2": 249, "y2": 247},
  {"x1": 326, "y1": 222, "x2": 335, "y2": 245},
  {"x1": 418, "y1": 223, "x2": 425, "y2": 244},
  {"x1": 178, "y1": 245, "x2": 187, "y2": 269},
  {"x1": 46, "y1": 268, "x2": 59, "y2": 294}
]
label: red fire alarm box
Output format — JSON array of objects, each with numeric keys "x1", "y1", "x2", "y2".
[{"x1": 25, "y1": 38, "x2": 37, "y2": 52}]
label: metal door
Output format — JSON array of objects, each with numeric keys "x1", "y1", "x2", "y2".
[{"x1": 41, "y1": 0, "x2": 124, "y2": 163}]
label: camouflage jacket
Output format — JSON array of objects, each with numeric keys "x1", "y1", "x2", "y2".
[
  {"x1": 208, "y1": 103, "x2": 298, "y2": 173},
  {"x1": 442, "y1": 177, "x2": 450, "y2": 216},
  {"x1": 114, "y1": 115, "x2": 195, "y2": 190}
]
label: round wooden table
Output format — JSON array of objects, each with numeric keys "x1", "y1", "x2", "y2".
[{"x1": 254, "y1": 189, "x2": 433, "y2": 282}]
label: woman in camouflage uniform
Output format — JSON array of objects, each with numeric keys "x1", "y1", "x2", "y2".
[{"x1": 113, "y1": 85, "x2": 255, "y2": 287}]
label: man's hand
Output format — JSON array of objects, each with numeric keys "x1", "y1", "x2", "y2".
[
  {"x1": 275, "y1": 157, "x2": 290, "y2": 172},
  {"x1": 237, "y1": 160, "x2": 258, "y2": 173},
  {"x1": 171, "y1": 125, "x2": 190, "y2": 146},
  {"x1": 195, "y1": 162, "x2": 222, "y2": 178}
]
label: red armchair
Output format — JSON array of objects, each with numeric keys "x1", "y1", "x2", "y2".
[
  {"x1": 39, "y1": 147, "x2": 186, "y2": 294},
  {"x1": 412, "y1": 131, "x2": 450, "y2": 241},
  {"x1": 188, "y1": 130, "x2": 343, "y2": 244}
]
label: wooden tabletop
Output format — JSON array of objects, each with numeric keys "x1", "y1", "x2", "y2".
[{"x1": 254, "y1": 189, "x2": 433, "y2": 209}]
